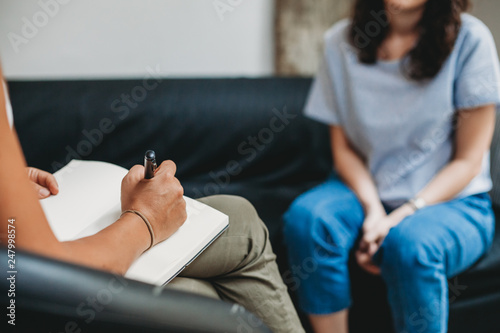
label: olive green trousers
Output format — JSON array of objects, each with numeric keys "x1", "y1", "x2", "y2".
[{"x1": 167, "y1": 195, "x2": 304, "y2": 333}]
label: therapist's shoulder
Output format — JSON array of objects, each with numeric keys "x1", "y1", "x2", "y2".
[{"x1": 323, "y1": 19, "x2": 352, "y2": 56}]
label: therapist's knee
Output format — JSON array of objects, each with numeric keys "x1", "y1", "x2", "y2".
[{"x1": 199, "y1": 194, "x2": 268, "y2": 245}]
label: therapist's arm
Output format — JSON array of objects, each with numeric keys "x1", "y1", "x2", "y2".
[{"x1": 0, "y1": 71, "x2": 186, "y2": 275}]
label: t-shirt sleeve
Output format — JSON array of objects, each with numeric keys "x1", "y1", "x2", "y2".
[
  {"x1": 304, "y1": 54, "x2": 341, "y2": 126},
  {"x1": 454, "y1": 21, "x2": 500, "y2": 110}
]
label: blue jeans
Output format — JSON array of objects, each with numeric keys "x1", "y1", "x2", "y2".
[{"x1": 283, "y1": 176, "x2": 495, "y2": 333}]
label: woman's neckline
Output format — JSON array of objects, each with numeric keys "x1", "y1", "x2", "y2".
[{"x1": 376, "y1": 56, "x2": 404, "y2": 67}]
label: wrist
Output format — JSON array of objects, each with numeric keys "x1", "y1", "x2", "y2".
[
  {"x1": 382, "y1": 205, "x2": 413, "y2": 229},
  {"x1": 364, "y1": 202, "x2": 385, "y2": 216},
  {"x1": 399, "y1": 203, "x2": 416, "y2": 216},
  {"x1": 119, "y1": 211, "x2": 152, "y2": 253},
  {"x1": 407, "y1": 197, "x2": 427, "y2": 212}
]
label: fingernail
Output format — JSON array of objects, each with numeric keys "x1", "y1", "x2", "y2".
[{"x1": 39, "y1": 188, "x2": 50, "y2": 197}]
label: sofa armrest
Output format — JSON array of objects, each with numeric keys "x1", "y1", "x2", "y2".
[{"x1": 1, "y1": 247, "x2": 271, "y2": 333}]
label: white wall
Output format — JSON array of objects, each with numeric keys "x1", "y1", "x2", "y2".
[
  {"x1": 0, "y1": 0, "x2": 275, "y2": 79},
  {"x1": 0, "y1": 0, "x2": 498, "y2": 80}
]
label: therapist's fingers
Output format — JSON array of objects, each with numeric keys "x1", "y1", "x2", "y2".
[
  {"x1": 27, "y1": 167, "x2": 59, "y2": 195},
  {"x1": 39, "y1": 171, "x2": 59, "y2": 195},
  {"x1": 155, "y1": 160, "x2": 177, "y2": 177},
  {"x1": 121, "y1": 160, "x2": 186, "y2": 245},
  {"x1": 126, "y1": 164, "x2": 146, "y2": 183},
  {"x1": 31, "y1": 182, "x2": 51, "y2": 199}
]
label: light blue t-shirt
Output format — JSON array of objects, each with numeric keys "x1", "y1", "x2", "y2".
[{"x1": 306, "y1": 14, "x2": 500, "y2": 208}]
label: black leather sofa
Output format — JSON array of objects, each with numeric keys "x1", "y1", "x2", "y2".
[{"x1": 6, "y1": 78, "x2": 500, "y2": 332}]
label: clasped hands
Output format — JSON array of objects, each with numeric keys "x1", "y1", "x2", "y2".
[{"x1": 355, "y1": 204, "x2": 414, "y2": 275}]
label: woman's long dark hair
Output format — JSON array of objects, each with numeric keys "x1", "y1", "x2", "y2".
[{"x1": 349, "y1": 0, "x2": 470, "y2": 81}]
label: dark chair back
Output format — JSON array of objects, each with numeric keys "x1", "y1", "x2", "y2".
[{"x1": 1, "y1": 247, "x2": 271, "y2": 333}]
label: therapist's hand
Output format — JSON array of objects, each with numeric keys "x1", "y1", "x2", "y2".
[
  {"x1": 26, "y1": 167, "x2": 59, "y2": 199},
  {"x1": 121, "y1": 160, "x2": 187, "y2": 246}
]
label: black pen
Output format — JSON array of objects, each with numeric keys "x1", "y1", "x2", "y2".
[{"x1": 144, "y1": 150, "x2": 157, "y2": 179}]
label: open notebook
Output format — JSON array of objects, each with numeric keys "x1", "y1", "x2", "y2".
[{"x1": 40, "y1": 160, "x2": 229, "y2": 286}]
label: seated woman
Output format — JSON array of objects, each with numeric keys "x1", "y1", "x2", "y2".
[
  {"x1": 284, "y1": 0, "x2": 499, "y2": 332},
  {"x1": 0, "y1": 68, "x2": 304, "y2": 333}
]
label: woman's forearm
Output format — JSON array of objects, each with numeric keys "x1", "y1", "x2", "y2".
[
  {"x1": 335, "y1": 149, "x2": 383, "y2": 212},
  {"x1": 417, "y1": 158, "x2": 483, "y2": 205},
  {"x1": 417, "y1": 106, "x2": 495, "y2": 206},
  {"x1": 331, "y1": 126, "x2": 383, "y2": 213}
]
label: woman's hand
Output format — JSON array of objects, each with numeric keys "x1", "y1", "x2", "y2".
[
  {"x1": 121, "y1": 160, "x2": 187, "y2": 246},
  {"x1": 26, "y1": 167, "x2": 59, "y2": 199},
  {"x1": 356, "y1": 206, "x2": 386, "y2": 275},
  {"x1": 356, "y1": 204, "x2": 414, "y2": 275}
]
